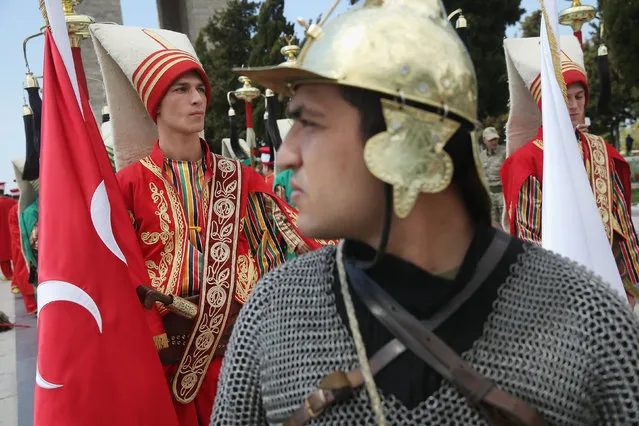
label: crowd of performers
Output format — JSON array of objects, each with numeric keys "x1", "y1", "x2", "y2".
[{"x1": 5, "y1": 0, "x2": 639, "y2": 424}]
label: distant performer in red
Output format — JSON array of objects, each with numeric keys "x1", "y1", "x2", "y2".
[
  {"x1": 500, "y1": 35, "x2": 639, "y2": 305},
  {"x1": 0, "y1": 182, "x2": 17, "y2": 282},
  {"x1": 7, "y1": 201, "x2": 36, "y2": 313},
  {"x1": 258, "y1": 146, "x2": 275, "y2": 187}
]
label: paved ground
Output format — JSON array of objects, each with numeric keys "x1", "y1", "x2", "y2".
[{"x1": 0, "y1": 283, "x2": 36, "y2": 426}]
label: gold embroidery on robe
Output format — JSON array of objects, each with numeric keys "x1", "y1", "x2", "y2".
[
  {"x1": 141, "y1": 157, "x2": 187, "y2": 296},
  {"x1": 173, "y1": 156, "x2": 242, "y2": 404},
  {"x1": 235, "y1": 254, "x2": 259, "y2": 304},
  {"x1": 140, "y1": 182, "x2": 174, "y2": 291},
  {"x1": 584, "y1": 133, "x2": 613, "y2": 243}
]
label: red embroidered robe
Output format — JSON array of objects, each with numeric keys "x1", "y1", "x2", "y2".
[
  {"x1": 117, "y1": 141, "x2": 321, "y2": 421},
  {"x1": 501, "y1": 127, "x2": 639, "y2": 300}
]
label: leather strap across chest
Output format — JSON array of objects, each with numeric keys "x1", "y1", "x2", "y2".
[{"x1": 285, "y1": 231, "x2": 547, "y2": 426}]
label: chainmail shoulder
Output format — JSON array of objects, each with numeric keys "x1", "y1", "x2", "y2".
[{"x1": 211, "y1": 244, "x2": 639, "y2": 425}]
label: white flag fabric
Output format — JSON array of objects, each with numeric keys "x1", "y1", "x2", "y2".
[{"x1": 539, "y1": 0, "x2": 626, "y2": 300}]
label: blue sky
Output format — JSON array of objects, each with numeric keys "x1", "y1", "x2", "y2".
[{"x1": 0, "y1": 0, "x2": 596, "y2": 188}]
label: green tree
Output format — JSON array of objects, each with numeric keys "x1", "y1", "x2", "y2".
[
  {"x1": 521, "y1": 10, "x2": 541, "y2": 38},
  {"x1": 247, "y1": 0, "x2": 296, "y2": 141},
  {"x1": 600, "y1": 0, "x2": 639, "y2": 88},
  {"x1": 582, "y1": 20, "x2": 639, "y2": 147},
  {"x1": 195, "y1": 0, "x2": 258, "y2": 153},
  {"x1": 443, "y1": 0, "x2": 524, "y2": 122}
]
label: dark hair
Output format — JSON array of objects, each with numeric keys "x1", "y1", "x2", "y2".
[{"x1": 340, "y1": 86, "x2": 491, "y2": 225}]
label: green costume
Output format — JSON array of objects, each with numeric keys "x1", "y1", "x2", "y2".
[
  {"x1": 273, "y1": 169, "x2": 294, "y2": 207},
  {"x1": 20, "y1": 196, "x2": 39, "y2": 268}
]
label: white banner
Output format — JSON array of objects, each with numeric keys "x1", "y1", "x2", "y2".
[{"x1": 539, "y1": 0, "x2": 626, "y2": 299}]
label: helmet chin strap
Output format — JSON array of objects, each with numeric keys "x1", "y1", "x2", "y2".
[{"x1": 348, "y1": 184, "x2": 393, "y2": 270}]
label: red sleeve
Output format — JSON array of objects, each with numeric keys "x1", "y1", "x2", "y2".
[
  {"x1": 115, "y1": 162, "x2": 140, "y2": 213},
  {"x1": 239, "y1": 164, "x2": 322, "y2": 251},
  {"x1": 606, "y1": 144, "x2": 632, "y2": 209},
  {"x1": 500, "y1": 142, "x2": 542, "y2": 236}
]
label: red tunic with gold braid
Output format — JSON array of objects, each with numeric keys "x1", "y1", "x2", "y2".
[
  {"x1": 501, "y1": 127, "x2": 639, "y2": 302},
  {"x1": 117, "y1": 140, "x2": 322, "y2": 424}
]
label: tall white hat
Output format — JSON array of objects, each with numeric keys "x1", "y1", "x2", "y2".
[
  {"x1": 89, "y1": 24, "x2": 210, "y2": 170},
  {"x1": 504, "y1": 35, "x2": 587, "y2": 156}
]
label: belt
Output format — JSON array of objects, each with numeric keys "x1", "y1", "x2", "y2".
[
  {"x1": 157, "y1": 295, "x2": 234, "y2": 364},
  {"x1": 489, "y1": 184, "x2": 502, "y2": 193},
  {"x1": 159, "y1": 309, "x2": 195, "y2": 365}
]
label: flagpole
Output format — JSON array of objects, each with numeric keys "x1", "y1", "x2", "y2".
[
  {"x1": 538, "y1": 0, "x2": 627, "y2": 300},
  {"x1": 235, "y1": 76, "x2": 260, "y2": 169}
]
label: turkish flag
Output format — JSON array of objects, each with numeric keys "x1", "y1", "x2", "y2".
[{"x1": 34, "y1": 22, "x2": 178, "y2": 426}]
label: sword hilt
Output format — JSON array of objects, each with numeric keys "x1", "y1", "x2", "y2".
[{"x1": 136, "y1": 285, "x2": 198, "y2": 320}]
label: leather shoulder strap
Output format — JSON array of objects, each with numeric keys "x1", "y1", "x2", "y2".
[
  {"x1": 348, "y1": 232, "x2": 546, "y2": 426},
  {"x1": 285, "y1": 231, "x2": 545, "y2": 425}
]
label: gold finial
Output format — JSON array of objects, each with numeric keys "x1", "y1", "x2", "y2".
[
  {"x1": 235, "y1": 76, "x2": 261, "y2": 101},
  {"x1": 280, "y1": 34, "x2": 300, "y2": 67},
  {"x1": 283, "y1": 34, "x2": 295, "y2": 46},
  {"x1": 61, "y1": 0, "x2": 95, "y2": 47},
  {"x1": 23, "y1": 104, "x2": 33, "y2": 117},
  {"x1": 447, "y1": 8, "x2": 467, "y2": 28},
  {"x1": 558, "y1": 0, "x2": 596, "y2": 33},
  {"x1": 456, "y1": 14, "x2": 467, "y2": 29},
  {"x1": 23, "y1": 72, "x2": 39, "y2": 89}
]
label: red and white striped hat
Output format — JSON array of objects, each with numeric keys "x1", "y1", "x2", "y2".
[
  {"x1": 503, "y1": 35, "x2": 585, "y2": 156},
  {"x1": 90, "y1": 24, "x2": 210, "y2": 170}
]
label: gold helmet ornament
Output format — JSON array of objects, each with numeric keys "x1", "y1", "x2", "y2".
[{"x1": 236, "y1": 0, "x2": 479, "y2": 218}]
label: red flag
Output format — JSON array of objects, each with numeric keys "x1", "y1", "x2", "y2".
[{"x1": 35, "y1": 27, "x2": 179, "y2": 426}]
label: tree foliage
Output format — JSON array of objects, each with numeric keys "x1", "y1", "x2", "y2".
[
  {"x1": 195, "y1": 0, "x2": 258, "y2": 153},
  {"x1": 582, "y1": 20, "x2": 639, "y2": 147},
  {"x1": 443, "y1": 0, "x2": 524, "y2": 122},
  {"x1": 600, "y1": 0, "x2": 639, "y2": 89},
  {"x1": 198, "y1": 0, "x2": 526, "y2": 147},
  {"x1": 521, "y1": 10, "x2": 541, "y2": 38},
  {"x1": 247, "y1": 0, "x2": 296, "y2": 142},
  {"x1": 195, "y1": 0, "x2": 295, "y2": 153}
]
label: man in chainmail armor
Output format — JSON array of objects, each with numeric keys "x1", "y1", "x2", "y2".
[{"x1": 211, "y1": 1, "x2": 639, "y2": 425}]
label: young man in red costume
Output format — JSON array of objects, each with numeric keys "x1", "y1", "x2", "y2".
[
  {"x1": 500, "y1": 35, "x2": 639, "y2": 305},
  {"x1": 0, "y1": 182, "x2": 17, "y2": 282},
  {"x1": 258, "y1": 146, "x2": 275, "y2": 187},
  {"x1": 90, "y1": 24, "x2": 324, "y2": 425}
]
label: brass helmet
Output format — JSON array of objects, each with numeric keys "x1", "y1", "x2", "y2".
[{"x1": 238, "y1": 0, "x2": 480, "y2": 218}]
